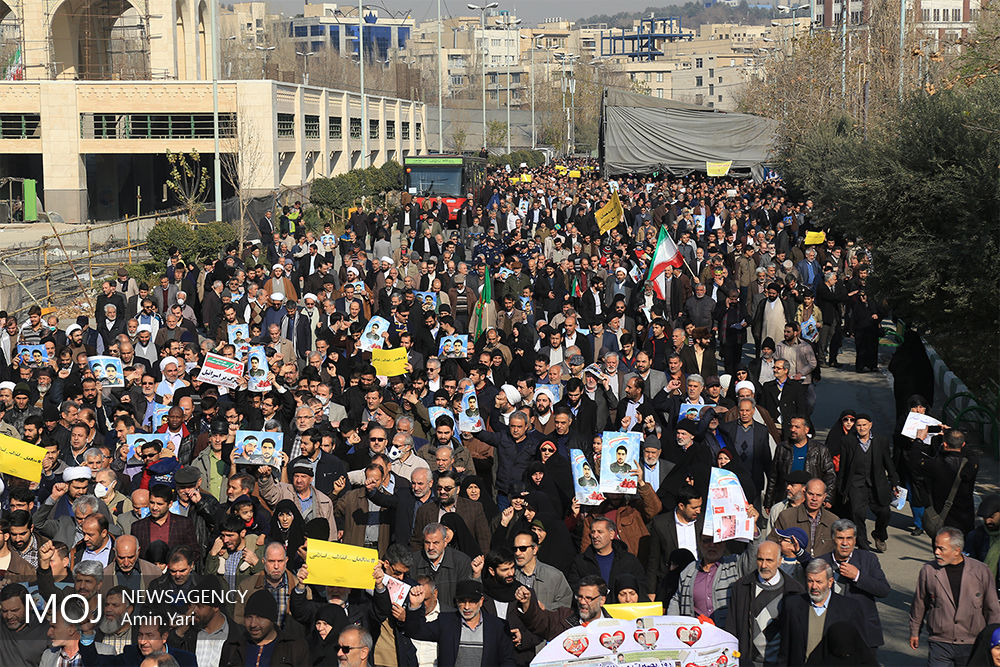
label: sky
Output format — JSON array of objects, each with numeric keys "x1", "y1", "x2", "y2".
[{"x1": 264, "y1": 0, "x2": 668, "y2": 27}]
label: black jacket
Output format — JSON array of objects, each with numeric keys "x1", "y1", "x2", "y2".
[
  {"x1": 836, "y1": 435, "x2": 898, "y2": 507},
  {"x1": 401, "y1": 606, "x2": 516, "y2": 667},
  {"x1": 719, "y1": 419, "x2": 772, "y2": 497},
  {"x1": 778, "y1": 592, "x2": 865, "y2": 666},
  {"x1": 726, "y1": 569, "x2": 803, "y2": 667},
  {"x1": 568, "y1": 538, "x2": 646, "y2": 592},
  {"x1": 765, "y1": 440, "x2": 835, "y2": 509},
  {"x1": 817, "y1": 548, "x2": 891, "y2": 647},
  {"x1": 758, "y1": 379, "x2": 807, "y2": 435}
]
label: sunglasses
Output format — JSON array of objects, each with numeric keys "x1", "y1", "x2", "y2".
[
  {"x1": 842, "y1": 417, "x2": 856, "y2": 422},
  {"x1": 514, "y1": 545, "x2": 534, "y2": 552},
  {"x1": 337, "y1": 646, "x2": 363, "y2": 654},
  {"x1": 540, "y1": 447, "x2": 556, "y2": 454}
]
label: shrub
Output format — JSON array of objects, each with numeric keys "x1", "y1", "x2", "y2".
[
  {"x1": 145, "y1": 218, "x2": 194, "y2": 263},
  {"x1": 310, "y1": 160, "x2": 405, "y2": 211},
  {"x1": 193, "y1": 222, "x2": 237, "y2": 261}
]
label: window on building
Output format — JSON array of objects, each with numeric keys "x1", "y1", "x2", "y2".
[
  {"x1": 696, "y1": 76, "x2": 703, "y2": 86},
  {"x1": 708, "y1": 68, "x2": 714, "y2": 77},
  {"x1": 386, "y1": 120, "x2": 395, "y2": 139},
  {"x1": 294, "y1": 25, "x2": 308, "y2": 37},
  {"x1": 489, "y1": 90, "x2": 498, "y2": 100},
  {"x1": 451, "y1": 75, "x2": 463, "y2": 86},
  {"x1": 718, "y1": 95, "x2": 723, "y2": 101},
  {"x1": 709, "y1": 84, "x2": 715, "y2": 95},
  {"x1": 369, "y1": 119, "x2": 379, "y2": 140},
  {"x1": 350, "y1": 117, "x2": 362, "y2": 139},
  {"x1": 730, "y1": 58, "x2": 735, "y2": 66},
  {"x1": 657, "y1": 88, "x2": 663, "y2": 98},
  {"x1": 492, "y1": 55, "x2": 501, "y2": 64},
  {"x1": 304, "y1": 115, "x2": 320, "y2": 139},
  {"x1": 851, "y1": 11, "x2": 861, "y2": 23},
  {"x1": 511, "y1": 73, "x2": 520, "y2": 84},
  {"x1": 330, "y1": 116, "x2": 342, "y2": 139},
  {"x1": 277, "y1": 113, "x2": 295, "y2": 138},
  {"x1": 2, "y1": 113, "x2": 41, "y2": 140},
  {"x1": 952, "y1": 8, "x2": 961, "y2": 20},
  {"x1": 489, "y1": 72, "x2": 497, "y2": 84},
  {"x1": 933, "y1": 8, "x2": 940, "y2": 20},
  {"x1": 415, "y1": 123, "x2": 422, "y2": 140},
  {"x1": 310, "y1": 25, "x2": 324, "y2": 36},
  {"x1": 256, "y1": 18, "x2": 263, "y2": 27},
  {"x1": 921, "y1": 8, "x2": 931, "y2": 20},
  {"x1": 695, "y1": 57, "x2": 703, "y2": 68},
  {"x1": 491, "y1": 38, "x2": 501, "y2": 46},
  {"x1": 656, "y1": 72, "x2": 663, "y2": 82}
]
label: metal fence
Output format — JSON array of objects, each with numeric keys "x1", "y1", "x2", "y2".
[{"x1": 0, "y1": 209, "x2": 183, "y2": 317}]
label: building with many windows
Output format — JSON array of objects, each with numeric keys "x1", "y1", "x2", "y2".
[{"x1": 286, "y1": 3, "x2": 413, "y2": 60}]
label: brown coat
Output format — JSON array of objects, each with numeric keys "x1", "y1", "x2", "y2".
[
  {"x1": 770, "y1": 503, "x2": 839, "y2": 558},
  {"x1": 579, "y1": 482, "x2": 662, "y2": 557},
  {"x1": 102, "y1": 558, "x2": 164, "y2": 593},
  {"x1": 410, "y1": 496, "x2": 491, "y2": 554},
  {"x1": 2, "y1": 550, "x2": 36, "y2": 586},
  {"x1": 334, "y1": 487, "x2": 393, "y2": 552}
]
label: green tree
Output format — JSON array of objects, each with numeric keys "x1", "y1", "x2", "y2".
[
  {"x1": 486, "y1": 120, "x2": 507, "y2": 149},
  {"x1": 780, "y1": 77, "x2": 1000, "y2": 389},
  {"x1": 165, "y1": 150, "x2": 210, "y2": 223}
]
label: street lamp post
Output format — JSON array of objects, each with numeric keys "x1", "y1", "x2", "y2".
[
  {"x1": 495, "y1": 14, "x2": 521, "y2": 155},
  {"x1": 521, "y1": 34, "x2": 540, "y2": 149},
  {"x1": 296, "y1": 50, "x2": 315, "y2": 85},
  {"x1": 359, "y1": 0, "x2": 367, "y2": 167},
  {"x1": 255, "y1": 45, "x2": 275, "y2": 79},
  {"x1": 777, "y1": 4, "x2": 810, "y2": 48},
  {"x1": 555, "y1": 52, "x2": 578, "y2": 156},
  {"x1": 437, "y1": 0, "x2": 443, "y2": 152},
  {"x1": 210, "y1": 0, "x2": 221, "y2": 223},
  {"x1": 468, "y1": 2, "x2": 499, "y2": 151}
]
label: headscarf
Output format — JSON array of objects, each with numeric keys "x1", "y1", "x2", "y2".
[
  {"x1": 440, "y1": 511, "x2": 481, "y2": 559},
  {"x1": 267, "y1": 499, "x2": 306, "y2": 570},
  {"x1": 460, "y1": 475, "x2": 499, "y2": 520}
]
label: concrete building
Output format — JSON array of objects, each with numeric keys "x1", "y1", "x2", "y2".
[
  {"x1": 286, "y1": 3, "x2": 413, "y2": 59},
  {"x1": 219, "y1": 1, "x2": 282, "y2": 45},
  {"x1": 0, "y1": 0, "x2": 425, "y2": 223}
]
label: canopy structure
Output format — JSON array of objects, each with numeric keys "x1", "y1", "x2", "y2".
[{"x1": 600, "y1": 88, "x2": 778, "y2": 178}]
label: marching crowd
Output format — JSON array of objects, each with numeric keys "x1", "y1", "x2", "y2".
[{"x1": 0, "y1": 159, "x2": 993, "y2": 667}]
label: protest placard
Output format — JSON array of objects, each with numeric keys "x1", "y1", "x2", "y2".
[
  {"x1": 304, "y1": 539, "x2": 378, "y2": 589},
  {"x1": 372, "y1": 347, "x2": 408, "y2": 377},
  {"x1": 197, "y1": 353, "x2": 245, "y2": 389},
  {"x1": 0, "y1": 434, "x2": 46, "y2": 482}
]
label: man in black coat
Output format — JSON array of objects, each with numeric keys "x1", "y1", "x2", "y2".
[
  {"x1": 817, "y1": 517, "x2": 891, "y2": 649},
  {"x1": 646, "y1": 485, "x2": 704, "y2": 593},
  {"x1": 758, "y1": 359, "x2": 807, "y2": 437},
  {"x1": 720, "y1": 397, "x2": 773, "y2": 500},
  {"x1": 567, "y1": 517, "x2": 645, "y2": 592},
  {"x1": 727, "y1": 539, "x2": 804, "y2": 667},
  {"x1": 402, "y1": 579, "x2": 516, "y2": 667},
  {"x1": 779, "y1": 559, "x2": 865, "y2": 666},
  {"x1": 835, "y1": 413, "x2": 898, "y2": 553}
]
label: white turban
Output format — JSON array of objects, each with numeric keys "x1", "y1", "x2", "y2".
[
  {"x1": 63, "y1": 466, "x2": 92, "y2": 482},
  {"x1": 734, "y1": 380, "x2": 756, "y2": 395},
  {"x1": 159, "y1": 356, "x2": 180, "y2": 373},
  {"x1": 534, "y1": 386, "x2": 555, "y2": 404},
  {"x1": 500, "y1": 384, "x2": 520, "y2": 407}
]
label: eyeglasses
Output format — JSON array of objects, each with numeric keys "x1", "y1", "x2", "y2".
[
  {"x1": 539, "y1": 447, "x2": 556, "y2": 454},
  {"x1": 842, "y1": 417, "x2": 856, "y2": 422},
  {"x1": 370, "y1": 437, "x2": 386, "y2": 442},
  {"x1": 514, "y1": 545, "x2": 534, "y2": 552},
  {"x1": 575, "y1": 593, "x2": 602, "y2": 603},
  {"x1": 337, "y1": 646, "x2": 364, "y2": 653},
  {"x1": 437, "y1": 485, "x2": 455, "y2": 492}
]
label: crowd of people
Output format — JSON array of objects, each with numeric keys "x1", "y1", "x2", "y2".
[{"x1": 0, "y1": 158, "x2": 992, "y2": 667}]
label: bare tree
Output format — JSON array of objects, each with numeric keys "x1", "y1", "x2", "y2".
[
  {"x1": 165, "y1": 150, "x2": 209, "y2": 223},
  {"x1": 221, "y1": 110, "x2": 266, "y2": 254}
]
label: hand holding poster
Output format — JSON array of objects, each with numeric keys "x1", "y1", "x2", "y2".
[
  {"x1": 703, "y1": 467, "x2": 754, "y2": 542},
  {"x1": 197, "y1": 353, "x2": 245, "y2": 389},
  {"x1": 234, "y1": 430, "x2": 284, "y2": 467},
  {"x1": 381, "y1": 575, "x2": 412, "y2": 606},
  {"x1": 0, "y1": 434, "x2": 46, "y2": 482},
  {"x1": 458, "y1": 385, "x2": 484, "y2": 432},
  {"x1": 246, "y1": 346, "x2": 272, "y2": 392},
  {"x1": 17, "y1": 345, "x2": 47, "y2": 368},
  {"x1": 372, "y1": 347, "x2": 408, "y2": 377},
  {"x1": 413, "y1": 291, "x2": 438, "y2": 312},
  {"x1": 571, "y1": 448, "x2": 605, "y2": 506},
  {"x1": 304, "y1": 538, "x2": 378, "y2": 589},
  {"x1": 427, "y1": 406, "x2": 457, "y2": 430},
  {"x1": 126, "y1": 433, "x2": 170, "y2": 463},
  {"x1": 359, "y1": 316, "x2": 390, "y2": 352},
  {"x1": 88, "y1": 355, "x2": 124, "y2": 388},
  {"x1": 438, "y1": 334, "x2": 469, "y2": 359},
  {"x1": 901, "y1": 411, "x2": 941, "y2": 443},
  {"x1": 227, "y1": 324, "x2": 249, "y2": 345},
  {"x1": 599, "y1": 432, "x2": 640, "y2": 494}
]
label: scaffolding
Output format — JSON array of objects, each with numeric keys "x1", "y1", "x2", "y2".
[
  {"x1": 0, "y1": 0, "x2": 24, "y2": 80},
  {"x1": 45, "y1": 0, "x2": 152, "y2": 80},
  {"x1": 600, "y1": 16, "x2": 694, "y2": 61}
]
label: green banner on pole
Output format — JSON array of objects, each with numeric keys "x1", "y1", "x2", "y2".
[{"x1": 22, "y1": 179, "x2": 37, "y2": 222}]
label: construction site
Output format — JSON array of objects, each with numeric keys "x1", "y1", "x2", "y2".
[{"x1": 0, "y1": 0, "x2": 427, "y2": 224}]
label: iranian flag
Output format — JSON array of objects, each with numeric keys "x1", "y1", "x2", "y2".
[
  {"x1": 647, "y1": 226, "x2": 684, "y2": 299},
  {"x1": 473, "y1": 265, "x2": 493, "y2": 340}
]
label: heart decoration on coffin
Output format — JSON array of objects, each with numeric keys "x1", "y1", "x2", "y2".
[
  {"x1": 634, "y1": 627, "x2": 659, "y2": 648},
  {"x1": 676, "y1": 625, "x2": 703, "y2": 646},
  {"x1": 562, "y1": 635, "x2": 589, "y2": 657},
  {"x1": 599, "y1": 630, "x2": 625, "y2": 652}
]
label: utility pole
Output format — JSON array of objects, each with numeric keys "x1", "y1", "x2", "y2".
[
  {"x1": 521, "y1": 34, "x2": 538, "y2": 149},
  {"x1": 296, "y1": 50, "x2": 315, "y2": 85},
  {"x1": 468, "y1": 2, "x2": 499, "y2": 151},
  {"x1": 496, "y1": 14, "x2": 521, "y2": 155},
  {"x1": 898, "y1": 0, "x2": 906, "y2": 101},
  {"x1": 437, "y1": 0, "x2": 444, "y2": 152}
]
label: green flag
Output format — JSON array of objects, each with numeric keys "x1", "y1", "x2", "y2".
[{"x1": 474, "y1": 265, "x2": 492, "y2": 340}]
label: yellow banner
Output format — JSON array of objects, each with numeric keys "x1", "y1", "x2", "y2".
[
  {"x1": 304, "y1": 539, "x2": 378, "y2": 589},
  {"x1": 372, "y1": 347, "x2": 408, "y2": 377},
  {"x1": 0, "y1": 434, "x2": 45, "y2": 483},
  {"x1": 603, "y1": 602, "x2": 663, "y2": 620},
  {"x1": 596, "y1": 191, "x2": 624, "y2": 235},
  {"x1": 509, "y1": 177, "x2": 520, "y2": 184},
  {"x1": 706, "y1": 160, "x2": 733, "y2": 177},
  {"x1": 520, "y1": 174, "x2": 533, "y2": 183},
  {"x1": 568, "y1": 169, "x2": 582, "y2": 178},
  {"x1": 555, "y1": 165, "x2": 567, "y2": 173},
  {"x1": 804, "y1": 231, "x2": 827, "y2": 245}
]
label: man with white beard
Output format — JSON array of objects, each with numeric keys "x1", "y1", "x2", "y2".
[{"x1": 98, "y1": 585, "x2": 135, "y2": 654}]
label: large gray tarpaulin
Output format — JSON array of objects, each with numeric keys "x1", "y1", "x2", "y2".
[{"x1": 600, "y1": 89, "x2": 778, "y2": 178}]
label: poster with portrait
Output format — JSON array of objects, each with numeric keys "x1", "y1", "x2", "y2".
[
  {"x1": 227, "y1": 324, "x2": 250, "y2": 347},
  {"x1": 127, "y1": 433, "x2": 172, "y2": 462},
  {"x1": 320, "y1": 234, "x2": 337, "y2": 248},
  {"x1": 413, "y1": 291, "x2": 438, "y2": 313},
  {"x1": 678, "y1": 403, "x2": 711, "y2": 423},
  {"x1": 17, "y1": 345, "x2": 47, "y2": 368},
  {"x1": 150, "y1": 403, "x2": 170, "y2": 430},
  {"x1": 88, "y1": 355, "x2": 124, "y2": 388},
  {"x1": 702, "y1": 467, "x2": 754, "y2": 543},
  {"x1": 571, "y1": 448, "x2": 605, "y2": 506},
  {"x1": 458, "y1": 385, "x2": 483, "y2": 432},
  {"x1": 519, "y1": 296, "x2": 533, "y2": 316},
  {"x1": 125, "y1": 433, "x2": 169, "y2": 464},
  {"x1": 359, "y1": 316, "x2": 390, "y2": 352},
  {"x1": 246, "y1": 345, "x2": 271, "y2": 392},
  {"x1": 800, "y1": 315, "x2": 819, "y2": 343},
  {"x1": 427, "y1": 406, "x2": 457, "y2": 430},
  {"x1": 346, "y1": 281, "x2": 367, "y2": 294},
  {"x1": 234, "y1": 430, "x2": 284, "y2": 467},
  {"x1": 599, "y1": 431, "x2": 640, "y2": 495},
  {"x1": 438, "y1": 334, "x2": 469, "y2": 359},
  {"x1": 529, "y1": 616, "x2": 738, "y2": 667}
]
